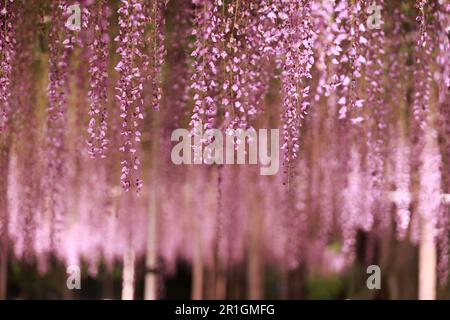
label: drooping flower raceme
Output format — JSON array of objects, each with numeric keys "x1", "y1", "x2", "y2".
[
  {"x1": 413, "y1": 0, "x2": 434, "y2": 130},
  {"x1": 394, "y1": 137, "x2": 412, "y2": 240},
  {"x1": 146, "y1": 0, "x2": 166, "y2": 111},
  {"x1": 87, "y1": 0, "x2": 110, "y2": 159},
  {"x1": 0, "y1": 0, "x2": 16, "y2": 134},
  {"x1": 418, "y1": 129, "x2": 442, "y2": 244},
  {"x1": 45, "y1": 0, "x2": 76, "y2": 253},
  {"x1": 115, "y1": 0, "x2": 148, "y2": 192},
  {"x1": 275, "y1": 0, "x2": 315, "y2": 175}
]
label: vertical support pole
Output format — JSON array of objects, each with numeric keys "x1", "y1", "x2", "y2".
[
  {"x1": 191, "y1": 232, "x2": 204, "y2": 300},
  {"x1": 418, "y1": 128, "x2": 439, "y2": 300},
  {"x1": 247, "y1": 191, "x2": 262, "y2": 299},
  {"x1": 214, "y1": 269, "x2": 227, "y2": 299},
  {"x1": 121, "y1": 249, "x2": 135, "y2": 300},
  {"x1": 190, "y1": 175, "x2": 204, "y2": 300},
  {"x1": 0, "y1": 139, "x2": 10, "y2": 300},
  {"x1": 0, "y1": 245, "x2": 6, "y2": 300},
  {"x1": 214, "y1": 166, "x2": 226, "y2": 299},
  {"x1": 418, "y1": 216, "x2": 436, "y2": 300},
  {"x1": 144, "y1": 182, "x2": 158, "y2": 300},
  {"x1": 144, "y1": 110, "x2": 160, "y2": 300}
]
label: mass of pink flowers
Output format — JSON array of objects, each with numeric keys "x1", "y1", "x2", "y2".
[{"x1": 0, "y1": 0, "x2": 450, "y2": 298}]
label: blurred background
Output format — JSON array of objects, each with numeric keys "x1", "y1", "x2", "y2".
[{"x1": 0, "y1": 0, "x2": 449, "y2": 300}]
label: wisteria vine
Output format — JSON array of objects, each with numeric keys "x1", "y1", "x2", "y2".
[{"x1": 0, "y1": 0, "x2": 449, "y2": 297}]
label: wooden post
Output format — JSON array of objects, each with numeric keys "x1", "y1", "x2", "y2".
[
  {"x1": 247, "y1": 190, "x2": 263, "y2": 299},
  {"x1": 214, "y1": 269, "x2": 227, "y2": 299},
  {"x1": 388, "y1": 191, "x2": 450, "y2": 300},
  {"x1": 214, "y1": 167, "x2": 226, "y2": 299},
  {"x1": 144, "y1": 110, "x2": 160, "y2": 300},
  {"x1": 418, "y1": 216, "x2": 436, "y2": 300},
  {"x1": 191, "y1": 231, "x2": 204, "y2": 300},
  {"x1": 121, "y1": 249, "x2": 135, "y2": 300},
  {"x1": 0, "y1": 139, "x2": 10, "y2": 300},
  {"x1": 0, "y1": 244, "x2": 6, "y2": 300},
  {"x1": 144, "y1": 181, "x2": 158, "y2": 300},
  {"x1": 190, "y1": 175, "x2": 204, "y2": 300}
]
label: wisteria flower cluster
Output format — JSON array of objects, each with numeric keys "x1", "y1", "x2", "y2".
[{"x1": 0, "y1": 0, "x2": 450, "y2": 300}]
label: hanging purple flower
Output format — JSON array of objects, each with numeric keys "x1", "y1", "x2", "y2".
[{"x1": 0, "y1": 0, "x2": 16, "y2": 134}]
